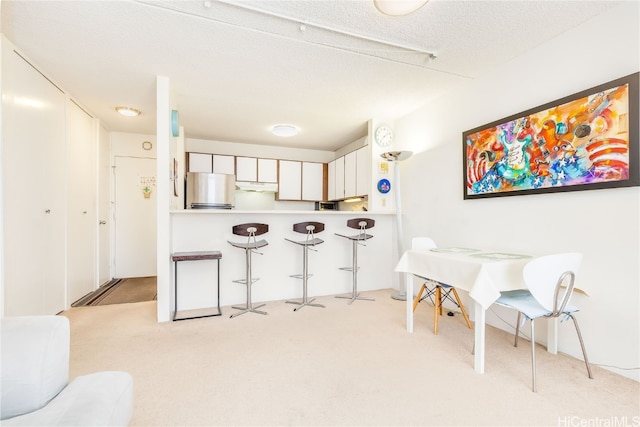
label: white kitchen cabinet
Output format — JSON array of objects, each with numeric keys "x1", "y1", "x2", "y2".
[
  {"x1": 327, "y1": 146, "x2": 370, "y2": 201},
  {"x1": 344, "y1": 150, "x2": 357, "y2": 198},
  {"x1": 236, "y1": 156, "x2": 257, "y2": 181},
  {"x1": 277, "y1": 160, "x2": 302, "y2": 200},
  {"x1": 213, "y1": 154, "x2": 235, "y2": 175},
  {"x1": 356, "y1": 146, "x2": 370, "y2": 197},
  {"x1": 335, "y1": 156, "x2": 345, "y2": 200},
  {"x1": 188, "y1": 152, "x2": 213, "y2": 173},
  {"x1": 236, "y1": 157, "x2": 276, "y2": 183},
  {"x1": 327, "y1": 160, "x2": 336, "y2": 201},
  {"x1": 258, "y1": 158, "x2": 278, "y2": 183},
  {"x1": 302, "y1": 162, "x2": 324, "y2": 201}
]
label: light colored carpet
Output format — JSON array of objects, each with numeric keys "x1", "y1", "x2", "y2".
[{"x1": 61, "y1": 289, "x2": 639, "y2": 426}]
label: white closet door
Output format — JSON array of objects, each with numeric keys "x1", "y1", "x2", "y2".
[
  {"x1": 66, "y1": 100, "x2": 97, "y2": 303},
  {"x1": 97, "y1": 124, "x2": 111, "y2": 286},
  {"x1": 2, "y1": 48, "x2": 66, "y2": 315}
]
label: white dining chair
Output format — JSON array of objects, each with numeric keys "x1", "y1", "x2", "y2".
[
  {"x1": 496, "y1": 252, "x2": 593, "y2": 392},
  {"x1": 411, "y1": 237, "x2": 472, "y2": 335}
]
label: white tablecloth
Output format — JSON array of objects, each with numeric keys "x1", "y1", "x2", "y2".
[{"x1": 394, "y1": 248, "x2": 531, "y2": 309}]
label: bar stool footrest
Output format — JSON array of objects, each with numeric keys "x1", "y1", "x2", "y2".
[
  {"x1": 232, "y1": 278, "x2": 260, "y2": 285},
  {"x1": 289, "y1": 273, "x2": 314, "y2": 280},
  {"x1": 339, "y1": 267, "x2": 359, "y2": 272}
]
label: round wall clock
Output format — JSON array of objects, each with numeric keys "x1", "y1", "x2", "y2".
[
  {"x1": 171, "y1": 110, "x2": 180, "y2": 137},
  {"x1": 374, "y1": 125, "x2": 394, "y2": 147}
]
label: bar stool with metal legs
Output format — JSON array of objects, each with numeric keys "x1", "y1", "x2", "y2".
[
  {"x1": 335, "y1": 218, "x2": 375, "y2": 304},
  {"x1": 285, "y1": 221, "x2": 326, "y2": 311},
  {"x1": 227, "y1": 223, "x2": 269, "y2": 318}
]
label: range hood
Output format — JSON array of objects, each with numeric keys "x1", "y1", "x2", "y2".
[{"x1": 235, "y1": 181, "x2": 279, "y2": 192}]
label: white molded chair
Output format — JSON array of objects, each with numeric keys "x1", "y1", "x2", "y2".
[
  {"x1": 411, "y1": 237, "x2": 472, "y2": 335},
  {"x1": 496, "y1": 252, "x2": 593, "y2": 392}
]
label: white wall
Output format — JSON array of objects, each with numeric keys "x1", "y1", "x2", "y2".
[{"x1": 394, "y1": 2, "x2": 640, "y2": 380}]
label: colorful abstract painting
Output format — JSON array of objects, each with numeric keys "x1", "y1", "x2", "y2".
[{"x1": 463, "y1": 73, "x2": 639, "y2": 199}]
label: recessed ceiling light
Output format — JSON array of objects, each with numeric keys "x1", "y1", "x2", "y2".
[
  {"x1": 115, "y1": 106, "x2": 141, "y2": 117},
  {"x1": 271, "y1": 124, "x2": 298, "y2": 137},
  {"x1": 374, "y1": 0, "x2": 429, "y2": 16}
]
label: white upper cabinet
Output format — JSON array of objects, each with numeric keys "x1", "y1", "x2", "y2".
[
  {"x1": 278, "y1": 160, "x2": 302, "y2": 200},
  {"x1": 235, "y1": 156, "x2": 257, "y2": 181},
  {"x1": 236, "y1": 157, "x2": 277, "y2": 183},
  {"x1": 327, "y1": 146, "x2": 370, "y2": 201},
  {"x1": 356, "y1": 146, "x2": 370, "y2": 197},
  {"x1": 334, "y1": 156, "x2": 345, "y2": 200},
  {"x1": 327, "y1": 160, "x2": 336, "y2": 201},
  {"x1": 258, "y1": 158, "x2": 278, "y2": 183},
  {"x1": 302, "y1": 162, "x2": 324, "y2": 201},
  {"x1": 188, "y1": 153, "x2": 213, "y2": 173},
  {"x1": 344, "y1": 150, "x2": 357, "y2": 198},
  {"x1": 213, "y1": 154, "x2": 235, "y2": 175}
]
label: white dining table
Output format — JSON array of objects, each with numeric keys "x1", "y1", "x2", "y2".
[{"x1": 394, "y1": 247, "x2": 561, "y2": 374}]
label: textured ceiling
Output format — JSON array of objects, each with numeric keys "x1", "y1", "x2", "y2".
[{"x1": 0, "y1": 0, "x2": 621, "y2": 151}]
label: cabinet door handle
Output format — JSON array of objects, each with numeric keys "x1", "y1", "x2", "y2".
[
  {"x1": 83, "y1": 211, "x2": 87, "y2": 214},
  {"x1": 99, "y1": 220, "x2": 107, "y2": 225},
  {"x1": 44, "y1": 209, "x2": 51, "y2": 214}
]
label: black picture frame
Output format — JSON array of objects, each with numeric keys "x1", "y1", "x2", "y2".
[{"x1": 463, "y1": 72, "x2": 639, "y2": 199}]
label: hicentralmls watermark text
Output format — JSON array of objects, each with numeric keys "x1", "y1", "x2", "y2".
[{"x1": 558, "y1": 416, "x2": 640, "y2": 427}]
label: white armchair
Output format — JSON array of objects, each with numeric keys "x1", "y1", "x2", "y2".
[{"x1": 1, "y1": 315, "x2": 133, "y2": 426}]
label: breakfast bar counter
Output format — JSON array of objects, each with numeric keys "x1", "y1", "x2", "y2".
[{"x1": 170, "y1": 210, "x2": 396, "y2": 314}]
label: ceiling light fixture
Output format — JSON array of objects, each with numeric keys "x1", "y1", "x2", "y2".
[
  {"x1": 271, "y1": 124, "x2": 299, "y2": 137},
  {"x1": 115, "y1": 106, "x2": 141, "y2": 117},
  {"x1": 374, "y1": 0, "x2": 430, "y2": 16}
]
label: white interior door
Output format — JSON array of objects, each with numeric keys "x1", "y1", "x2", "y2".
[
  {"x1": 66, "y1": 100, "x2": 97, "y2": 304},
  {"x1": 97, "y1": 125, "x2": 111, "y2": 285},
  {"x1": 2, "y1": 47, "x2": 66, "y2": 316},
  {"x1": 114, "y1": 156, "x2": 157, "y2": 278}
]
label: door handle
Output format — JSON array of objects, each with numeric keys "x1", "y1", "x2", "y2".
[{"x1": 99, "y1": 220, "x2": 107, "y2": 225}]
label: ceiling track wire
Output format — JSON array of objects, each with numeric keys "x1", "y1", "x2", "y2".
[
  {"x1": 216, "y1": 0, "x2": 438, "y2": 59},
  {"x1": 134, "y1": 0, "x2": 449, "y2": 71}
]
